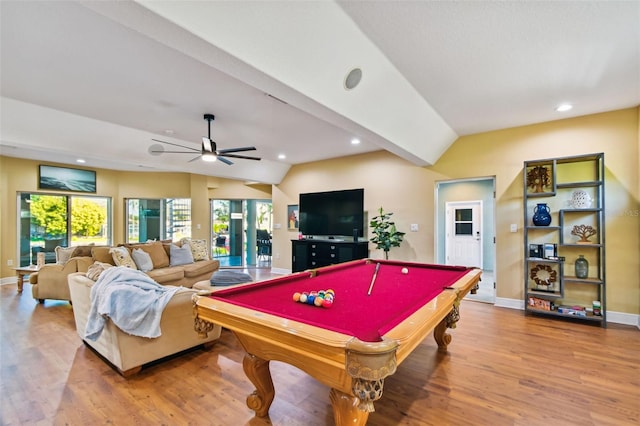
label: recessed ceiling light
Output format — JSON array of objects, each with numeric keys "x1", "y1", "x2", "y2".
[
  {"x1": 278, "y1": 154, "x2": 286, "y2": 160},
  {"x1": 164, "y1": 129, "x2": 174, "y2": 135},
  {"x1": 76, "y1": 159, "x2": 86, "y2": 163},
  {"x1": 351, "y1": 138, "x2": 361, "y2": 145},
  {"x1": 555, "y1": 103, "x2": 573, "y2": 112}
]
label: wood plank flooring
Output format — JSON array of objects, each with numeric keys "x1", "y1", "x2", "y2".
[{"x1": 1, "y1": 272, "x2": 638, "y2": 425}]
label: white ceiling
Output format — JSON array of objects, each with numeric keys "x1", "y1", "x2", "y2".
[{"x1": 1, "y1": 1, "x2": 638, "y2": 184}]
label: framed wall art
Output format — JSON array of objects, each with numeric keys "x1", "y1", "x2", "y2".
[
  {"x1": 287, "y1": 205, "x2": 299, "y2": 230},
  {"x1": 39, "y1": 165, "x2": 96, "y2": 193}
]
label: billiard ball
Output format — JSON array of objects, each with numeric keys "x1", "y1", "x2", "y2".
[
  {"x1": 322, "y1": 298, "x2": 333, "y2": 308},
  {"x1": 293, "y1": 292, "x2": 301, "y2": 302},
  {"x1": 314, "y1": 297, "x2": 324, "y2": 307},
  {"x1": 401, "y1": 267, "x2": 408, "y2": 274},
  {"x1": 299, "y1": 294, "x2": 308, "y2": 303},
  {"x1": 307, "y1": 295, "x2": 315, "y2": 304}
]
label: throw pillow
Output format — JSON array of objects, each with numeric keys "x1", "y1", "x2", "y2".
[
  {"x1": 131, "y1": 248, "x2": 154, "y2": 272},
  {"x1": 169, "y1": 243, "x2": 194, "y2": 266},
  {"x1": 125, "y1": 241, "x2": 169, "y2": 269},
  {"x1": 55, "y1": 246, "x2": 76, "y2": 264},
  {"x1": 181, "y1": 238, "x2": 209, "y2": 261},
  {"x1": 109, "y1": 247, "x2": 137, "y2": 269},
  {"x1": 71, "y1": 243, "x2": 95, "y2": 258},
  {"x1": 86, "y1": 261, "x2": 113, "y2": 281}
]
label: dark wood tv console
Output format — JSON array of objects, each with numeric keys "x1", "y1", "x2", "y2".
[{"x1": 291, "y1": 239, "x2": 369, "y2": 272}]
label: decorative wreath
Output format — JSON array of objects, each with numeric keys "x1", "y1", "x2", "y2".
[{"x1": 530, "y1": 264, "x2": 557, "y2": 286}]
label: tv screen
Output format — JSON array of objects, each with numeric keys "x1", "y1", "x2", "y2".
[{"x1": 299, "y1": 189, "x2": 364, "y2": 238}]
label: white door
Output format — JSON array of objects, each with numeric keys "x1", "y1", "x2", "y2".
[{"x1": 445, "y1": 201, "x2": 482, "y2": 268}]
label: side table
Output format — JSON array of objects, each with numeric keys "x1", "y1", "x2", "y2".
[{"x1": 13, "y1": 265, "x2": 39, "y2": 293}]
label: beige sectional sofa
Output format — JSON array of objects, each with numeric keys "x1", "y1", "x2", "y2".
[
  {"x1": 68, "y1": 271, "x2": 221, "y2": 376},
  {"x1": 30, "y1": 241, "x2": 219, "y2": 303}
]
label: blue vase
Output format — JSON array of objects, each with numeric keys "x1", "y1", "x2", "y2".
[{"x1": 532, "y1": 203, "x2": 551, "y2": 226}]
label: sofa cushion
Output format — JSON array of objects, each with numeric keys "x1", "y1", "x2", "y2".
[
  {"x1": 92, "y1": 246, "x2": 116, "y2": 265},
  {"x1": 86, "y1": 261, "x2": 113, "y2": 281},
  {"x1": 210, "y1": 270, "x2": 253, "y2": 286},
  {"x1": 125, "y1": 241, "x2": 170, "y2": 269},
  {"x1": 131, "y1": 248, "x2": 153, "y2": 272},
  {"x1": 182, "y1": 259, "x2": 217, "y2": 278},
  {"x1": 147, "y1": 267, "x2": 184, "y2": 285},
  {"x1": 71, "y1": 244, "x2": 95, "y2": 258},
  {"x1": 55, "y1": 246, "x2": 76, "y2": 264},
  {"x1": 110, "y1": 247, "x2": 137, "y2": 269},
  {"x1": 180, "y1": 238, "x2": 209, "y2": 261},
  {"x1": 170, "y1": 243, "x2": 194, "y2": 266}
]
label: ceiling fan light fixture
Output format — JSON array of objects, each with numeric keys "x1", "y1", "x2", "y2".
[{"x1": 202, "y1": 153, "x2": 217, "y2": 162}]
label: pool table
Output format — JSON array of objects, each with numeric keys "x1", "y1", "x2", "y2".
[{"x1": 193, "y1": 259, "x2": 481, "y2": 425}]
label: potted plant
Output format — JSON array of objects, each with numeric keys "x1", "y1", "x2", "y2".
[{"x1": 369, "y1": 207, "x2": 405, "y2": 260}]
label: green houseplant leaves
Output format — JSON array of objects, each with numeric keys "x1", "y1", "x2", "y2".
[{"x1": 369, "y1": 207, "x2": 405, "y2": 260}]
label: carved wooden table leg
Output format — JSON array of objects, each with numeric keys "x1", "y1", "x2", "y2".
[
  {"x1": 243, "y1": 353, "x2": 275, "y2": 417},
  {"x1": 330, "y1": 388, "x2": 369, "y2": 426},
  {"x1": 434, "y1": 300, "x2": 461, "y2": 352}
]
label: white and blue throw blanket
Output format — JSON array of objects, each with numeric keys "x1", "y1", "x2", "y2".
[{"x1": 85, "y1": 266, "x2": 181, "y2": 340}]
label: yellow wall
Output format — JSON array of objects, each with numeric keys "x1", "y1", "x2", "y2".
[
  {"x1": 272, "y1": 107, "x2": 639, "y2": 315},
  {"x1": 0, "y1": 157, "x2": 270, "y2": 278}
]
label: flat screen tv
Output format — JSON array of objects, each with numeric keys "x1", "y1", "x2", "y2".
[{"x1": 299, "y1": 188, "x2": 364, "y2": 239}]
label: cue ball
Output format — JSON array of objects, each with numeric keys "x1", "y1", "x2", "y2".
[{"x1": 401, "y1": 267, "x2": 408, "y2": 274}]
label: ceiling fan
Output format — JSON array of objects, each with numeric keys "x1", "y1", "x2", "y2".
[{"x1": 150, "y1": 114, "x2": 260, "y2": 165}]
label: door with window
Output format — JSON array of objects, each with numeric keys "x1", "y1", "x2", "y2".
[
  {"x1": 125, "y1": 198, "x2": 191, "y2": 243},
  {"x1": 211, "y1": 199, "x2": 272, "y2": 267},
  {"x1": 18, "y1": 193, "x2": 111, "y2": 266},
  {"x1": 445, "y1": 201, "x2": 482, "y2": 268}
]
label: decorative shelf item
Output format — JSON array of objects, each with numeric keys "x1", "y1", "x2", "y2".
[
  {"x1": 532, "y1": 203, "x2": 552, "y2": 226},
  {"x1": 526, "y1": 165, "x2": 552, "y2": 193},
  {"x1": 530, "y1": 264, "x2": 557, "y2": 287},
  {"x1": 575, "y1": 255, "x2": 589, "y2": 279},
  {"x1": 569, "y1": 189, "x2": 592, "y2": 208},
  {"x1": 571, "y1": 224, "x2": 597, "y2": 244}
]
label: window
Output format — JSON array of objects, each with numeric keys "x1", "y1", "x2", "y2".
[
  {"x1": 18, "y1": 192, "x2": 111, "y2": 266},
  {"x1": 126, "y1": 198, "x2": 191, "y2": 243},
  {"x1": 454, "y1": 208, "x2": 473, "y2": 235}
]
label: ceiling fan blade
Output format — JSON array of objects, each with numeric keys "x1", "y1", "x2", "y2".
[
  {"x1": 188, "y1": 155, "x2": 202, "y2": 163},
  {"x1": 217, "y1": 146, "x2": 256, "y2": 154},
  {"x1": 151, "y1": 139, "x2": 199, "y2": 152},
  {"x1": 201, "y1": 137, "x2": 214, "y2": 152},
  {"x1": 219, "y1": 153, "x2": 261, "y2": 161},
  {"x1": 217, "y1": 156, "x2": 233, "y2": 165},
  {"x1": 156, "y1": 150, "x2": 203, "y2": 154}
]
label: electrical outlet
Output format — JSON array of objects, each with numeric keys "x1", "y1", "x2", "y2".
[
  {"x1": 196, "y1": 223, "x2": 201, "y2": 230},
  {"x1": 7, "y1": 259, "x2": 13, "y2": 266},
  {"x1": 410, "y1": 224, "x2": 419, "y2": 232}
]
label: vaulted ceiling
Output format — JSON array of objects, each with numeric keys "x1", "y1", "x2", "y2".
[{"x1": 1, "y1": 1, "x2": 638, "y2": 184}]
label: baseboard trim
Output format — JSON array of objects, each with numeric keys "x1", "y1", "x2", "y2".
[{"x1": 1, "y1": 277, "x2": 18, "y2": 286}]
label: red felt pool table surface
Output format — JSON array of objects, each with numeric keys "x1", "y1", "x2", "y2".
[{"x1": 210, "y1": 259, "x2": 472, "y2": 342}]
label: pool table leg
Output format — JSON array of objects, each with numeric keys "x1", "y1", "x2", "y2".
[
  {"x1": 243, "y1": 353, "x2": 275, "y2": 417},
  {"x1": 329, "y1": 388, "x2": 369, "y2": 426},
  {"x1": 433, "y1": 301, "x2": 461, "y2": 353}
]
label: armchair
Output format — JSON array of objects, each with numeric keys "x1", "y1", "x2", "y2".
[{"x1": 30, "y1": 256, "x2": 94, "y2": 303}]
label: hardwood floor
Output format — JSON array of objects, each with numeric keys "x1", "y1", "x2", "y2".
[{"x1": 1, "y1": 273, "x2": 638, "y2": 426}]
